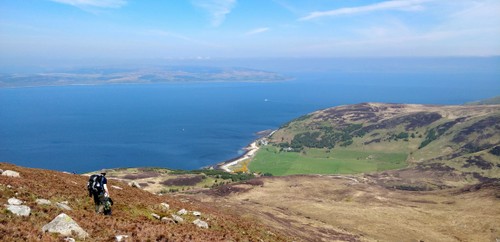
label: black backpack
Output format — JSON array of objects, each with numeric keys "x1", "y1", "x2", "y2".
[{"x1": 87, "y1": 174, "x2": 104, "y2": 197}]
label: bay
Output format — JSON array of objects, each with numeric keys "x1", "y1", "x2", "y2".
[{"x1": 0, "y1": 69, "x2": 499, "y2": 173}]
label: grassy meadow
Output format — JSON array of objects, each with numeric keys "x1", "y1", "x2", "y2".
[{"x1": 249, "y1": 145, "x2": 407, "y2": 176}]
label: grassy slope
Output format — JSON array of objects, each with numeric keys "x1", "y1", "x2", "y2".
[
  {"x1": 0, "y1": 163, "x2": 288, "y2": 241},
  {"x1": 249, "y1": 103, "x2": 500, "y2": 181}
]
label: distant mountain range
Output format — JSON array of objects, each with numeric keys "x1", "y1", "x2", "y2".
[{"x1": 0, "y1": 66, "x2": 289, "y2": 88}]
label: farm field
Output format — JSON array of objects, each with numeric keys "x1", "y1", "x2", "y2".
[{"x1": 249, "y1": 145, "x2": 407, "y2": 176}]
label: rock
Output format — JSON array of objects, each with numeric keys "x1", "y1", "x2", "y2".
[
  {"x1": 63, "y1": 237, "x2": 75, "y2": 242},
  {"x1": 160, "y1": 202, "x2": 170, "y2": 210},
  {"x1": 192, "y1": 211, "x2": 202, "y2": 217},
  {"x1": 36, "y1": 199, "x2": 52, "y2": 205},
  {"x1": 115, "y1": 235, "x2": 129, "y2": 241},
  {"x1": 8, "y1": 197, "x2": 23, "y2": 205},
  {"x1": 171, "y1": 214, "x2": 184, "y2": 223},
  {"x1": 111, "y1": 185, "x2": 123, "y2": 190},
  {"x1": 193, "y1": 219, "x2": 209, "y2": 229},
  {"x1": 151, "y1": 213, "x2": 161, "y2": 220},
  {"x1": 128, "y1": 181, "x2": 141, "y2": 189},
  {"x1": 7, "y1": 185, "x2": 12, "y2": 189},
  {"x1": 161, "y1": 217, "x2": 175, "y2": 223},
  {"x1": 177, "y1": 208, "x2": 188, "y2": 216},
  {"x1": 2, "y1": 170, "x2": 20, "y2": 178},
  {"x1": 56, "y1": 202, "x2": 72, "y2": 211},
  {"x1": 5, "y1": 204, "x2": 31, "y2": 216},
  {"x1": 0, "y1": 169, "x2": 3, "y2": 174},
  {"x1": 60, "y1": 201, "x2": 69, "y2": 205},
  {"x1": 42, "y1": 213, "x2": 89, "y2": 239}
]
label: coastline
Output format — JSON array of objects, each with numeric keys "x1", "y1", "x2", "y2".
[{"x1": 212, "y1": 129, "x2": 276, "y2": 173}]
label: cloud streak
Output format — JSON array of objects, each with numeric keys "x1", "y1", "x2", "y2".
[
  {"x1": 191, "y1": 0, "x2": 236, "y2": 27},
  {"x1": 299, "y1": 0, "x2": 432, "y2": 21},
  {"x1": 50, "y1": 0, "x2": 126, "y2": 8},
  {"x1": 244, "y1": 27, "x2": 270, "y2": 36}
]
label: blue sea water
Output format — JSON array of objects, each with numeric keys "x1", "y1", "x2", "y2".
[{"x1": 1, "y1": 60, "x2": 499, "y2": 173}]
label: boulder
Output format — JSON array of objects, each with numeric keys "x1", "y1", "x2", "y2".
[
  {"x1": 177, "y1": 208, "x2": 188, "y2": 216},
  {"x1": 192, "y1": 211, "x2": 202, "y2": 217},
  {"x1": 115, "y1": 235, "x2": 129, "y2": 241},
  {"x1": 42, "y1": 213, "x2": 89, "y2": 239},
  {"x1": 36, "y1": 199, "x2": 52, "y2": 205},
  {"x1": 56, "y1": 202, "x2": 72, "y2": 211},
  {"x1": 7, "y1": 197, "x2": 23, "y2": 205},
  {"x1": 151, "y1": 213, "x2": 161, "y2": 220},
  {"x1": 5, "y1": 204, "x2": 31, "y2": 216},
  {"x1": 160, "y1": 202, "x2": 170, "y2": 210},
  {"x1": 0, "y1": 169, "x2": 3, "y2": 174},
  {"x1": 193, "y1": 219, "x2": 209, "y2": 229},
  {"x1": 2, "y1": 170, "x2": 20, "y2": 178},
  {"x1": 128, "y1": 181, "x2": 141, "y2": 189},
  {"x1": 171, "y1": 214, "x2": 184, "y2": 223},
  {"x1": 63, "y1": 237, "x2": 75, "y2": 242}
]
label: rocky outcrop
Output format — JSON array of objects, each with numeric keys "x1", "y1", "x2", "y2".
[
  {"x1": 42, "y1": 213, "x2": 89, "y2": 239},
  {"x1": 2, "y1": 170, "x2": 20, "y2": 177},
  {"x1": 193, "y1": 211, "x2": 202, "y2": 217}
]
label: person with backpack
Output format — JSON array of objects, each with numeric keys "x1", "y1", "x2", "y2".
[{"x1": 87, "y1": 171, "x2": 112, "y2": 214}]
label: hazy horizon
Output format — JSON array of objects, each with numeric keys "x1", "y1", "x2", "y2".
[{"x1": 1, "y1": 0, "x2": 500, "y2": 70}]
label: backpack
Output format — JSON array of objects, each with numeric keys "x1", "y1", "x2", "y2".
[{"x1": 87, "y1": 174, "x2": 104, "y2": 197}]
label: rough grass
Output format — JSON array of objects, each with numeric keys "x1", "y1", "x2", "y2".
[
  {"x1": 0, "y1": 163, "x2": 289, "y2": 241},
  {"x1": 249, "y1": 146, "x2": 407, "y2": 176}
]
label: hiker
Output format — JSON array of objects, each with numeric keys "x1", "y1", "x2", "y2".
[{"x1": 88, "y1": 171, "x2": 112, "y2": 214}]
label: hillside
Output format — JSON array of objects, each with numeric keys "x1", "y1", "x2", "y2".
[
  {"x1": 466, "y1": 96, "x2": 500, "y2": 105},
  {"x1": 0, "y1": 163, "x2": 288, "y2": 241},
  {"x1": 250, "y1": 103, "x2": 500, "y2": 189}
]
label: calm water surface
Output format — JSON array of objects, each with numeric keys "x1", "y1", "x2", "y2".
[{"x1": 1, "y1": 71, "x2": 499, "y2": 173}]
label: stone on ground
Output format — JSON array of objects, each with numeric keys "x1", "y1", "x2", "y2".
[
  {"x1": 193, "y1": 219, "x2": 209, "y2": 229},
  {"x1": 5, "y1": 204, "x2": 31, "y2": 216},
  {"x1": 2, "y1": 170, "x2": 20, "y2": 177},
  {"x1": 42, "y1": 213, "x2": 89, "y2": 239}
]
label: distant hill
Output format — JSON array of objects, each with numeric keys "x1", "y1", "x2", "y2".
[
  {"x1": 466, "y1": 96, "x2": 500, "y2": 105},
  {"x1": 250, "y1": 102, "x2": 500, "y2": 189},
  {"x1": 0, "y1": 66, "x2": 288, "y2": 88}
]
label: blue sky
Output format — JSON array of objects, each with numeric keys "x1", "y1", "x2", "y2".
[{"x1": 1, "y1": 0, "x2": 499, "y2": 64}]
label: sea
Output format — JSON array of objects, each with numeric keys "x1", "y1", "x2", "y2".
[{"x1": 1, "y1": 58, "x2": 499, "y2": 173}]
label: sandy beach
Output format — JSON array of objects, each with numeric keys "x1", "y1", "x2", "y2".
[{"x1": 218, "y1": 129, "x2": 275, "y2": 173}]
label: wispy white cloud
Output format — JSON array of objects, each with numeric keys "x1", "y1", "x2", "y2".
[
  {"x1": 299, "y1": 0, "x2": 432, "y2": 21},
  {"x1": 50, "y1": 0, "x2": 126, "y2": 8},
  {"x1": 191, "y1": 0, "x2": 236, "y2": 27},
  {"x1": 244, "y1": 27, "x2": 270, "y2": 36}
]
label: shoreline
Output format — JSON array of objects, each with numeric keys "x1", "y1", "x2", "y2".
[{"x1": 211, "y1": 129, "x2": 276, "y2": 173}]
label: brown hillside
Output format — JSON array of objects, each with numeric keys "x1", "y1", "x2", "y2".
[{"x1": 0, "y1": 163, "x2": 288, "y2": 241}]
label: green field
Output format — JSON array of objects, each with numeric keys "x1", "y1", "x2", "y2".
[{"x1": 249, "y1": 145, "x2": 408, "y2": 176}]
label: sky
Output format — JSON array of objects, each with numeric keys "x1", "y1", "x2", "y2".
[{"x1": 1, "y1": 0, "x2": 500, "y2": 66}]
